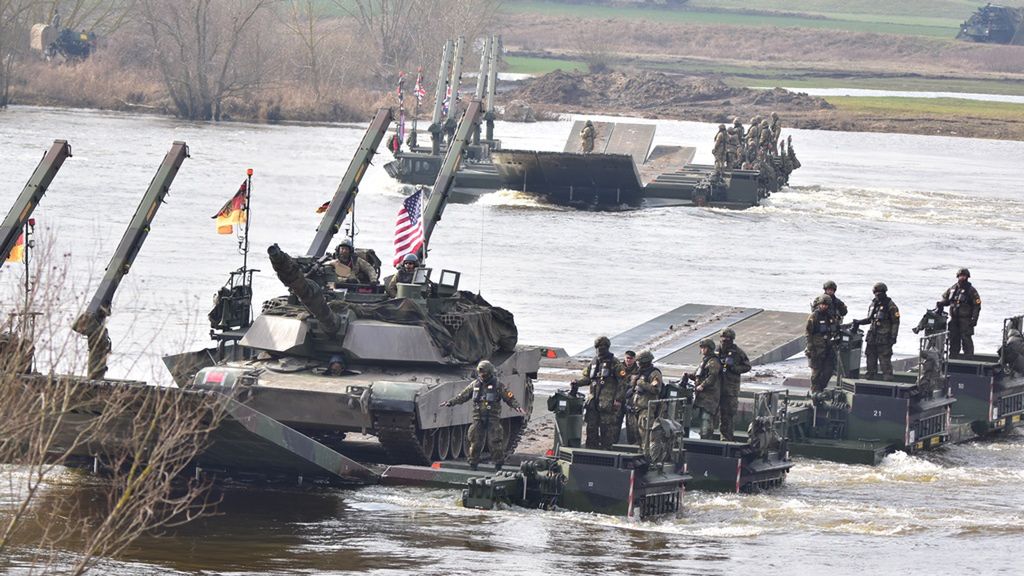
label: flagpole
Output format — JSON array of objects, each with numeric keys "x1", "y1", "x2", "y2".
[
  {"x1": 22, "y1": 220, "x2": 31, "y2": 314},
  {"x1": 242, "y1": 169, "x2": 252, "y2": 273}
]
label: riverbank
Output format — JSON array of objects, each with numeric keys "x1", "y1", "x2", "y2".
[{"x1": 10, "y1": 59, "x2": 1024, "y2": 141}]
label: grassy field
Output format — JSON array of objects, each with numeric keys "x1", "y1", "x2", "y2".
[
  {"x1": 504, "y1": 55, "x2": 587, "y2": 74},
  {"x1": 503, "y1": 1, "x2": 966, "y2": 37},
  {"x1": 826, "y1": 95, "x2": 1024, "y2": 120}
]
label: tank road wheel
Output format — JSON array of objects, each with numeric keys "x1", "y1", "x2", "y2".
[
  {"x1": 451, "y1": 425, "x2": 465, "y2": 459},
  {"x1": 437, "y1": 426, "x2": 452, "y2": 461},
  {"x1": 460, "y1": 424, "x2": 471, "y2": 458},
  {"x1": 418, "y1": 429, "x2": 436, "y2": 461}
]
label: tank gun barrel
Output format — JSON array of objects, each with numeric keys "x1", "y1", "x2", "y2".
[
  {"x1": 268, "y1": 244, "x2": 342, "y2": 335},
  {"x1": 72, "y1": 141, "x2": 188, "y2": 379},
  {"x1": 1, "y1": 140, "x2": 72, "y2": 262},
  {"x1": 421, "y1": 99, "x2": 483, "y2": 249},
  {"x1": 305, "y1": 108, "x2": 394, "y2": 259}
]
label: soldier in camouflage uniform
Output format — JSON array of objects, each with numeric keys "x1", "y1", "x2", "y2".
[
  {"x1": 806, "y1": 295, "x2": 838, "y2": 392},
  {"x1": 854, "y1": 282, "x2": 900, "y2": 380},
  {"x1": 758, "y1": 119, "x2": 773, "y2": 160},
  {"x1": 440, "y1": 360, "x2": 524, "y2": 471},
  {"x1": 769, "y1": 111, "x2": 782, "y2": 149},
  {"x1": 620, "y1": 350, "x2": 642, "y2": 444},
  {"x1": 580, "y1": 120, "x2": 596, "y2": 154},
  {"x1": 938, "y1": 268, "x2": 981, "y2": 355},
  {"x1": 712, "y1": 124, "x2": 728, "y2": 173},
  {"x1": 819, "y1": 280, "x2": 848, "y2": 324},
  {"x1": 632, "y1": 351, "x2": 668, "y2": 461},
  {"x1": 686, "y1": 339, "x2": 721, "y2": 439},
  {"x1": 328, "y1": 238, "x2": 378, "y2": 285},
  {"x1": 572, "y1": 336, "x2": 627, "y2": 449},
  {"x1": 730, "y1": 117, "x2": 745, "y2": 168},
  {"x1": 1000, "y1": 328, "x2": 1024, "y2": 374},
  {"x1": 717, "y1": 328, "x2": 751, "y2": 441},
  {"x1": 746, "y1": 116, "x2": 762, "y2": 164}
]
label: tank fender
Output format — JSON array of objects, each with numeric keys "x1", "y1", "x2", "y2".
[{"x1": 369, "y1": 381, "x2": 422, "y2": 413}]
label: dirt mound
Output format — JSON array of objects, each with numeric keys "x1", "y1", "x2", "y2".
[{"x1": 509, "y1": 69, "x2": 832, "y2": 121}]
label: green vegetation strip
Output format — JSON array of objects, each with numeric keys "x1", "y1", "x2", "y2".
[
  {"x1": 504, "y1": 1, "x2": 956, "y2": 37},
  {"x1": 504, "y1": 55, "x2": 587, "y2": 74},
  {"x1": 826, "y1": 96, "x2": 1024, "y2": 120}
]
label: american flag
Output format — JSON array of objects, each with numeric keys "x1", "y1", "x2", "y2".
[
  {"x1": 394, "y1": 188, "x2": 425, "y2": 266},
  {"x1": 441, "y1": 85, "x2": 451, "y2": 115},
  {"x1": 413, "y1": 75, "x2": 426, "y2": 102}
]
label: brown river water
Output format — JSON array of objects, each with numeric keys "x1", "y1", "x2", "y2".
[{"x1": 1, "y1": 106, "x2": 1023, "y2": 574}]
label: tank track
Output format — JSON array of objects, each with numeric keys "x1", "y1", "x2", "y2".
[
  {"x1": 376, "y1": 413, "x2": 431, "y2": 465},
  {"x1": 376, "y1": 378, "x2": 535, "y2": 464}
]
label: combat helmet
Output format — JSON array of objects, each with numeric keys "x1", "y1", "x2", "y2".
[
  {"x1": 957, "y1": 267, "x2": 971, "y2": 278},
  {"x1": 720, "y1": 328, "x2": 736, "y2": 340},
  {"x1": 594, "y1": 335, "x2": 611, "y2": 349},
  {"x1": 873, "y1": 282, "x2": 888, "y2": 294},
  {"x1": 402, "y1": 253, "x2": 419, "y2": 264},
  {"x1": 732, "y1": 117, "x2": 742, "y2": 126},
  {"x1": 718, "y1": 124, "x2": 726, "y2": 131},
  {"x1": 698, "y1": 338, "x2": 716, "y2": 352},
  {"x1": 823, "y1": 280, "x2": 837, "y2": 291},
  {"x1": 476, "y1": 360, "x2": 495, "y2": 378},
  {"x1": 637, "y1": 350, "x2": 654, "y2": 365},
  {"x1": 335, "y1": 238, "x2": 354, "y2": 256},
  {"x1": 814, "y1": 294, "x2": 832, "y2": 306}
]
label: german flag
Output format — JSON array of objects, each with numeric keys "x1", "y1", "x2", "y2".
[
  {"x1": 213, "y1": 181, "x2": 247, "y2": 234},
  {"x1": 316, "y1": 201, "x2": 330, "y2": 214},
  {"x1": 5, "y1": 233, "x2": 24, "y2": 263}
]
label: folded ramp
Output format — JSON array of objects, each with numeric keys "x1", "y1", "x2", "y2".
[
  {"x1": 563, "y1": 121, "x2": 656, "y2": 165},
  {"x1": 582, "y1": 303, "x2": 806, "y2": 367}
]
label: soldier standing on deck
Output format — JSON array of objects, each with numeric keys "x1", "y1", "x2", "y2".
[
  {"x1": 580, "y1": 120, "x2": 596, "y2": 154},
  {"x1": 620, "y1": 350, "x2": 641, "y2": 444},
  {"x1": 769, "y1": 111, "x2": 782, "y2": 149},
  {"x1": 938, "y1": 268, "x2": 981, "y2": 355},
  {"x1": 572, "y1": 336, "x2": 626, "y2": 449},
  {"x1": 713, "y1": 124, "x2": 728, "y2": 173},
  {"x1": 718, "y1": 328, "x2": 751, "y2": 441},
  {"x1": 632, "y1": 351, "x2": 668, "y2": 461},
  {"x1": 854, "y1": 282, "x2": 900, "y2": 380},
  {"x1": 821, "y1": 280, "x2": 848, "y2": 324},
  {"x1": 441, "y1": 360, "x2": 524, "y2": 471},
  {"x1": 731, "y1": 117, "x2": 746, "y2": 168},
  {"x1": 806, "y1": 295, "x2": 838, "y2": 392},
  {"x1": 686, "y1": 339, "x2": 722, "y2": 439}
]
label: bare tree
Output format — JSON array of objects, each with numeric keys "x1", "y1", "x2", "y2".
[
  {"x1": 0, "y1": 0, "x2": 34, "y2": 108},
  {"x1": 281, "y1": 0, "x2": 332, "y2": 101},
  {"x1": 338, "y1": 0, "x2": 503, "y2": 85},
  {"x1": 0, "y1": 238, "x2": 228, "y2": 574},
  {"x1": 51, "y1": 0, "x2": 137, "y2": 35},
  {"x1": 138, "y1": 0, "x2": 275, "y2": 120}
]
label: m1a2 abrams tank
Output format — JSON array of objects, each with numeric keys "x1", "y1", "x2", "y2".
[
  {"x1": 957, "y1": 4, "x2": 1024, "y2": 44},
  {"x1": 180, "y1": 100, "x2": 539, "y2": 466}
]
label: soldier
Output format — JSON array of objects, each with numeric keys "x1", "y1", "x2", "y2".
[
  {"x1": 386, "y1": 253, "x2": 419, "y2": 297},
  {"x1": 938, "y1": 268, "x2": 981, "y2": 355},
  {"x1": 746, "y1": 116, "x2": 761, "y2": 160},
  {"x1": 999, "y1": 328, "x2": 1024, "y2": 375},
  {"x1": 328, "y1": 238, "x2": 378, "y2": 285},
  {"x1": 571, "y1": 336, "x2": 626, "y2": 449},
  {"x1": 580, "y1": 120, "x2": 596, "y2": 154},
  {"x1": 786, "y1": 135, "x2": 801, "y2": 170},
  {"x1": 717, "y1": 328, "x2": 751, "y2": 441},
  {"x1": 712, "y1": 124, "x2": 728, "y2": 173},
  {"x1": 731, "y1": 117, "x2": 746, "y2": 168},
  {"x1": 853, "y1": 282, "x2": 900, "y2": 380},
  {"x1": 758, "y1": 119, "x2": 773, "y2": 160},
  {"x1": 769, "y1": 111, "x2": 782, "y2": 149},
  {"x1": 820, "y1": 280, "x2": 848, "y2": 324},
  {"x1": 631, "y1": 350, "x2": 667, "y2": 461},
  {"x1": 620, "y1": 350, "x2": 641, "y2": 444},
  {"x1": 806, "y1": 295, "x2": 837, "y2": 392},
  {"x1": 686, "y1": 339, "x2": 721, "y2": 439},
  {"x1": 440, "y1": 360, "x2": 524, "y2": 471}
]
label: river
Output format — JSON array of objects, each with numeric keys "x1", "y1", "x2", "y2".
[{"x1": 0, "y1": 106, "x2": 1022, "y2": 574}]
